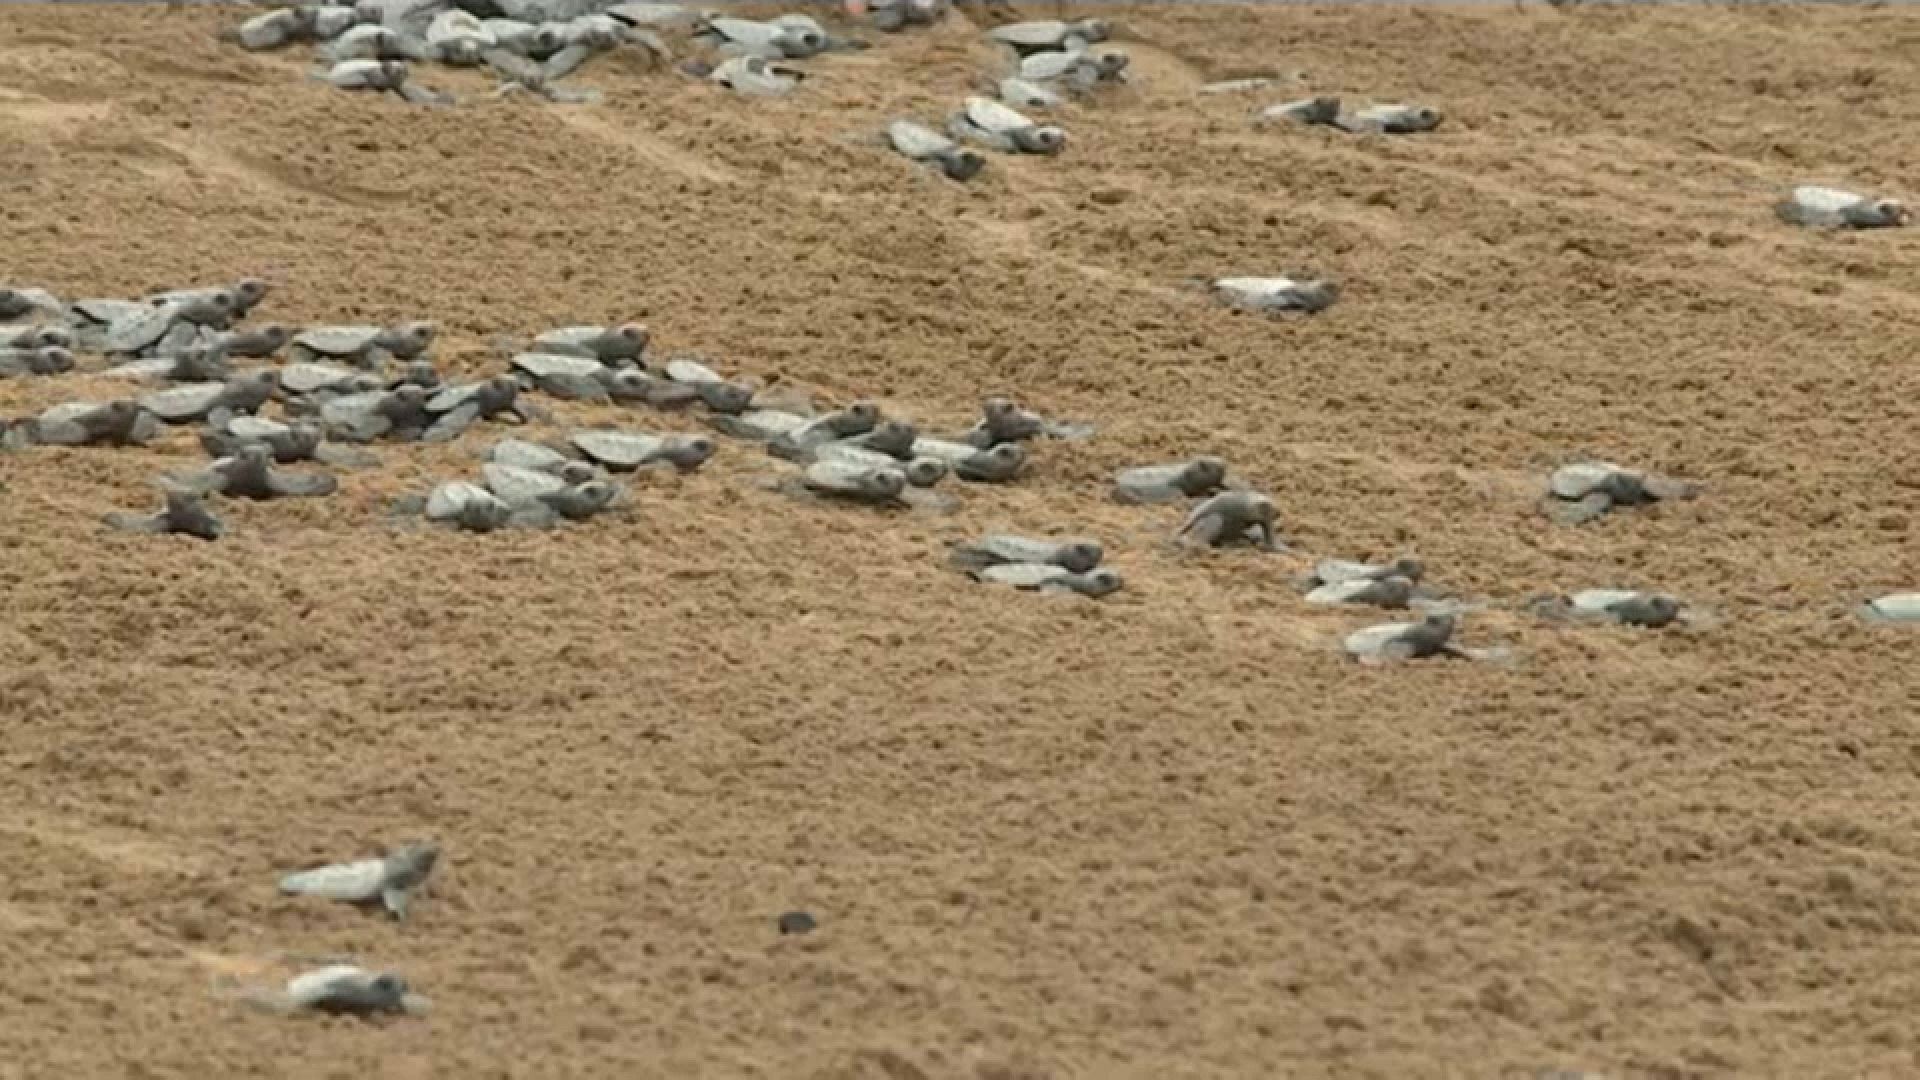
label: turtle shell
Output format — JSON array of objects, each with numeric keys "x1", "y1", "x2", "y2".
[
  {"x1": 138, "y1": 381, "x2": 227, "y2": 422},
  {"x1": 570, "y1": 430, "x2": 665, "y2": 469},
  {"x1": 512, "y1": 352, "x2": 605, "y2": 381},
  {"x1": 1342, "y1": 621, "x2": 1418, "y2": 658},
  {"x1": 292, "y1": 325, "x2": 383, "y2": 355},
  {"x1": 989, "y1": 19, "x2": 1070, "y2": 47},
  {"x1": 887, "y1": 119, "x2": 955, "y2": 159},
  {"x1": 482, "y1": 462, "x2": 566, "y2": 502},
  {"x1": 963, "y1": 95, "x2": 1034, "y2": 135},
  {"x1": 488, "y1": 437, "x2": 570, "y2": 470},
  {"x1": 281, "y1": 362, "x2": 367, "y2": 395},
  {"x1": 1019, "y1": 49, "x2": 1082, "y2": 81},
  {"x1": 664, "y1": 357, "x2": 724, "y2": 385},
  {"x1": 1548, "y1": 462, "x2": 1629, "y2": 500},
  {"x1": 425, "y1": 481, "x2": 501, "y2": 522}
]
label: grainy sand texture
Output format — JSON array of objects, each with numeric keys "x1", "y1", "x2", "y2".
[{"x1": 3, "y1": 2, "x2": 1920, "y2": 1077}]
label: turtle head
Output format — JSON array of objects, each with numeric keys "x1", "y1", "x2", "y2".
[
  {"x1": 842, "y1": 400, "x2": 880, "y2": 427},
  {"x1": 352, "y1": 0, "x2": 383, "y2": 25},
  {"x1": 1093, "y1": 51, "x2": 1129, "y2": 77},
  {"x1": 1420, "y1": 612, "x2": 1457, "y2": 635},
  {"x1": 613, "y1": 322, "x2": 649, "y2": 349},
  {"x1": 1079, "y1": 568, "x2": 1123, "y2": 596},
  {"x1": 33, "y1": 346, "x2": 75, "y2": 375},
  {"x1": 571, "y1": 480, "x2": 618, "y2": 511},
  {"x1": 533, "y1": 27, "x2": 563, "y2": 53},
  {"x1": 393, "y1": 383, "x2": 430, "y2": 406},
  {"x1": 554, "y1": 461, "x2": 602, "y2": 485},
  {"x1": 782, "y1": 26, "x2": 825, "y2": 53},
  {"x1": 236, "y1": 441, "x2": 274, "y2": 466},
  {"x1": 1873, "y1": 198, "x2": 1910, "y2": 226},
  {"x1": 245, "y1": 368, "x2": 281, "y2": 392},
  {"x1": 1410, "y1": 106, "x2": 1441, "y2": 130},
  {"x1": 1186, "y1": 455, "x2": 1229, "y2": 491},
  {"x1": 1645, "y1": 595, "x2": 1683, "y2": 621},
  {"x1": 1021, "y1": 125, "x2": 1068, "y2": 155},
  {"x1": 986, "y1": 442, "x2": 1026, "y2": 468},
  {"x1": 665, "y1": 434, "x2": 716, "y2": 469},
  {"x1": 33, "y1": 325, "x2": 74, "y2": 350},
  {"x1": 903, "y1": 458, "x2": 946, "y2": 487},
  {"x1": 1059, "y1": 541, "x2": 1103, "y2": 573},
  {"x1": 253, "y1": 323, "x2": 292, "y2": 347},
  {"x1": 1390, "y1": 557, "x2": 1426, "y2": 582},
  {"x1": 1240, "y1": 492, "x2": 1277, "y2": 524},
  {"x1": 697, "y1": 381, "x2": 753, "y2": 414},
  {"x1": 445, "y1": 38, "x2": 481, "y2": 65},
  {"x1": 231, "y1": 278, "x2": 270, "y2": 311},
  {"x1": 946, "y1": 149, "x2": 986, "y2": 182},
  {"x1": 1072, "y1": 17, "x2": 1112, "y2": 42},
  {"x1": 865, "y1": 467, "x2": 907, "y2": 499}
]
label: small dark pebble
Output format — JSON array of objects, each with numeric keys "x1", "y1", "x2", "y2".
[{"x1": 777, "y1": 911, "x2": 817, "y2": 935}]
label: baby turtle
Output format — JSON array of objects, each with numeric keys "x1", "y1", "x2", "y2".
[
  {"x1": 101, "y1": 291, "x2": 234, "y2": 355},
  {"x1": 768, "y1": 402, "x2": 883, "y2": 461},
  {"x1": 487, "y1": 436, "x2": 572, "y2": 471},
  {"x1": 949, "y1": 534, "x2": 1103, "y2": 574},
  {"x1": 200, "y1": 415, "x2": 378, "y2": 468},
  {"x1": 139, "y1": 371, "x2": 279, "y2": 427},
  {"x1": 996, "y1": 76, "x2": 1063, "y2": 110},
  {"x1": 1333, "y1": 103, "x2": 1442, "y2": 135},
  {"x1": 309, "y1": 58, "x2": 454, "y2": 105},
  {"x1": 105, "y1": 343, "x2": 232, "y2": 383},
  {"x1": 484, "y1": 49, "x2": 606, "y2": 103},
  {"x1": 570, "y1": 430, "x2": 715, "y2": 472},
  {"x1": 147, "y1": 281, "x2": 268, "y2": 318},
  {"x1": 323, "y1": 22, "x2": 430, "y2": 63},
  {"x1": 1775, "y1": 184, "x2": 1909, "y2": 229},
  {"x1": 277, "y1": 841, "x2": 440, "y2": 920},
  {"x1": 103, "y1": 491, "x2": 225, "y2": 542},
  {"x1": 948, "y1": 96, "x2": 1067, "y2": 156},
  {"x1": 289, "y1": 321, "x2": 436, "y2": 369},
  {"x1": 426, "y1": 7, "x2": 497, "y2": 65},
  {"x1": 213, "y1": 323, "x2": 293, "y2": 359},
  {"x1": 1541, "y1": 460, "x2": 1698, "y2": 525},
  {"x1": 164, "y1": 443, "x2": 338, "y2": 501},
  {"x1": 403, "y1": 481, "x2": 516, "y2": 532},
  {"x1": 487, "y1": 470, "x2": 622, "y2": 525},
  {"x1": 1019, "y1": 48, "x2": 1128, "y2": 92},
  {"x1": 1307, "y1": 556, "x2": 1426, "y2": 588},
  {"x1": 533, "y1": 323, "x2": 649, "y2": 365},
  {"x1": 813, "y1": 441, "x2": 947, "y2": 486},
  {"x1": 10, "y1": 400, "x2": 160, "y2": 448},
  {"x1": 885, "y1": 119, "x2": 986, "y2": 182},
  {"x1": 1206, "y1": 275, "x2": 1341, "y2": 315},
  {"x1": 1343, "y1": 613, "x2": 1467, "y2": 665},
  {"x1": 796, "y1": 459, "x2": 908, "y2": 505},
  {"x1": 987, "y1": 17, "x2": 1110, "y2": 56},
  {"x1": 969, "y1": 562, "x2": 1123, "y2": 597},
  {"x1": 1177, "y1": 490, "x2": 1280, "y2": 551},
  {"x1": 964, "y1": 396, "x2": 1094, "y2": 447},
  {"x1": 1112, "y1": 456, "x2": 1229, "y2": 504},
  {"x1": 951, "y1": 442, "x2": 1027, "y2": 483},
  {"x1": 1256, "y1": 95, "x2": 1341, "y2": 126},
  {"x1": 279, "y1": 361, "x2": 384, "y2": 401},
  {"x1": 695, "y1": 14, "x2": 825, "y2": 58},
  {"x1": 1859, "y1": 593, "x2": 1920, "y2": 623},
  {"x1": 710, "y1": 406, "x2": 809, "y2": 443},
  {"x1": 511, "y1": 352, "x2": 622, "y2": 402},
  {"x1": 703, "y1": 55, "x2": 807, "y2": 97},
  {"x1": 222, "y1": 5, "x2": 322, "y2": 49},
  {"x1": 1305, "y1": 574, "x2": 1417, "y2": 610},
  {"x1": 237, "y1": 965, "x2": 429, "y2": 1017},
  {"x1": 1530, "y1": 589, "x2": 1684, "y2": 629},
  {"x1": 423, "y1": 375, "x2": 535, "y2": 443},
  {"x1": 0, "y1": 323, "x2": 74, "y2": 350},
  {"x1": 0, "y1": 345, "x2": 75, "y2": 377},
  {"x1": 0, "y1": 286, "x2": 63, "y2": 321},
  {"x1": 321, "y1": 385, "x2": 435, "y2": 443}
]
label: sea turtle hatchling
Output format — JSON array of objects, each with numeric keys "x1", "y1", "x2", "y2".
[
  {"x1": 483, "y1": 48, "x2": 606, "y2": 103},
  {"x1": 812, "y1": 441, "x2": 948, "y2": 486},
  {"x1": 767, "y1": 401, "x2": 882, "y2": 461},
  {"x1": 481, "y1": 465, "x2": 623, "y2": 524},
  {"x1": 320, "y1": 385, "x2": 435, "y2": 443},
  {"x1": 662, "y1": 356, "x2": 755, "y2": 413},
  {"x1": 278, "y1": 361, "x2": 384, "y2": 401},
  {"x1": 995, "y1": 76, "x2": 1063, "y2": 110},
  {"x1": 310, "y1": 58, "x2": 454, "y2": 104},
  {"x1": 1541, "y1": 460, "x2": 1698, "y2": 525},
  {"x1": 1775, "y1": 184, "x2": 1910, "y2": 229},
  {"x1": 322, "y1": 21, "x2": 431, "y2": 63},
  {"x1": 146, "y1": 281, "x2": 269, "y2": 324},
  {"x1": 1205, "y1": 275, "x2": 1341, "y2": 315},
  {"x1": 163, "y1": 443, "x2": 339, "y2": 502},
  {"x1": 963, "y1": 396, "x2": 1095, "y2": 448},
  {"x1": 708, "y1": 406, "x2": 809, "y2": 443},
  {"x1": 570, "y1": 430, "x2": 716, "y2": 472},
  {"x1": 200, "y1": 414, "x2": 379, "y2": 468},
  {"x1": 885, "y1": 119, "x2": 986, "y2": 182},
  {"x1": 0, "y1": 286, "x2": 63, "y2": 321},
  {"x1": 236, "y1": 965, "x2": 430, "y2": 1018},
  {"x1": 139, "y1": 371, "x2": 279, "y2": 427},
  {"x1": 948, "y1": 96, "x2": 1067, "y2": 156},
  {"x1": 865, "y1": 0, "x2": 946, "y2": 32},
  {"x1": 968, "y1": 562, "x2": 1123, "y2": 597},
  {"x1": 0, "y1": 323, "x2": 74, "y2": 350},
  {"x1": 7, "y1": 400, "x2": 160, "y2": 448},
  {"x1": 1529, "y1": 588, "x2": 1685, "y2": 629},
  {"x1": 0, "y1": 345, "x2": 75, "y2": 377},
  {"x1": 1343, "y1": 613, "x2": 1467, "y2": 665},
  {"x1": 986, "y1": 17, "x2": 1110, "y2": 56},
  {"x1": 1859, "y1": 592, "x2": 1920, "y2": 623},
  {"x1": 213, "y1": 323, "x2": 293, "y2": 359},
  {"x1": 1305, "y1": 574, "x2": 1417, "y2": 609},
  {"x1": 220, "y1": 5, "x2": 321, "y2": 49},
  {"x1": 1257, "y1": 95, "x2": 1341, "y2": 126},
  {"x1": 1332, "y1": 103, "x2": 1442, "y2": 135},
  {"x1": 511, "y1": 352, "x2": 624, "y2": 402},
  {"x1": 532, "y1": 323, "x2": 649, "y2": 365},
  {"x1": 793, "y1": 459, "x2": 910, "y2": 506},
  {"x1": 289, "y1": 321, "x2": 436, "y2": 369},
  {"x1": 104, "y1": 343, "x2": 232, "y2": 383},
  {"x1": 700, "y1": 55, "x2": 807, "y2": 97},
  {"x1": 1177, "y1": 490, "x2": 1280, "y2": 551},
  {"x1": 487, "y1": 436, "x2": 572, "y2": 471},
  {"x1": 103, "y1": 491, "x2": 225, "y2": 542},
  {"x1": 277, "y1": 841, "x2": 440, "y2": 920},
  {"x1": 949, "y1": 534, "x2": 1103, "y2": 574},
  {"x1": 1112, "y1": 456, "x2": 1230, "y2": 505},
  {"x1": 100, "y1": 291, "x2": 235, "y2": 355},
  {"x1": 422, "y1": 375, "x2": 538, "y2": 443},
  {"x1": 694, "y1": 14, "x2": 826, "y2": 58},
  {"x1": 425, "y1": 7, "x2": 497, "y2": 65},
  {"x1": 397, "y1": 480, "x2": 517, "y2": 532}
]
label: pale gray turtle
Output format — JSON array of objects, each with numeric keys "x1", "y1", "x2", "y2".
[
  {"x1": 220, "y1": 5, "x2": 322, "y2": 49},
  {"x1": 1200, "y1": 76, "x2": 1278, "y2": 95},
  {"x1": 1306, "y1": 556, "x2": 1426, "y2": 588},
  {"x1": 1332, "y1": 103, "x2": 1442, "y2": 135},
  {"x1": 772, "y1": 12, "x2": 865, "y2": 54},
  {"x1": 482, "y1": 48, "x2": 606, "y2": 103},
  {"x1": 104, "y1": 342, "x2": 231, "y2": 383},
  {"x1": 767, "y1": 401, "x2": 882, "y2": 461},
  {"x1": 101, "y1": 291, "x2": 235, "y2": 355},
  {"x1": 139, "y1": 371, "x2": 279, "y2": 427},
  {"x1": 606, "y1": 2, "x2": 696, "y2": 29},
  {"x1": 164, "y1": 443, "x2": 338, "y2": 502},
  {"x1": 213, "y1": 323, "x2": 293, "y2": 359},
  {"x1": 322, "y1": 22, "x2": 431, "y2": 63},
  {"x1": 995, "y1": 76, "x2": 1063, "y2": 110},
  {"x1": 694, "y1": 14, "x2": 826, "y2": 59},
  {"x1": 402, "y1": 480, "x2": 515, "y2": 532},
  {"x1": 604, "y1": 368, "x2": 704, "y2": 408},
  {"x1": 1206, "y1": 275, "x2": 1341, "y2": 315},
  {"x1": 147, "y1": 278, "x2": 270, "y2": 322},
  {"x1": 0, "y1": 345, "x2": 75, "y2": 377},
  {"x1": 511, "y1": 352, "x2": 621, "y2": 402},
  {"x1": 969, "y1": 562, "x2": 1123, "y2": 598},
  {"x1": 422, "y1": 375, "x2": 536, "y2": 443},
  {"x1": 1305, "y1": 574, "x2": 1416, "y2": 610},
  {"x1": 885, "y1": 119, "x2": 986, "y2": 182},
  {"x1": 0, "y1": 286, "x2": 63, "y2": 321},
  {"x1": 1541, "y1": 460, "x2": 1698, "y2": 525},
  {"x1": 288, "y1": 321, "x2": 436, "y2": 369},
  {"x1": 866, "y1": 0, "x2": 946, "y2": 32},
  {"x1": 66, "y1": 296, "x2": 147, "y2": 329},
  {"x1": 949, "y1": 534, "x2": 1102, "y2": 574},
  {"x1": 1775, "y1": 184, "x2": 1909, "y2": 229},
  {"x1": 662, "y1": 356, "x2": 755, "y2": 413},
  {"x1": 1529, "y1": 588, "x2": 1684, "y2": 629},
  {"x1": 481, "y1": 461, "x2": 570, "y2": 503},
  {"x1": 848, "y1": 419, "x2": 919, "y2": 460},
  {"x1": 321, "y1": 385, "x2": 430, "y2": 443},
  {"x1": 103, "y1": 491, "x2": 225, "y2": 542},
  {"x1": 483, "y1": 17, "x2": 563, "y2": 57},
  {"x1": 0, "y1": 323, "x2": 74, "y2": 350},
  {"x1": 793, "y1": 459, "x2": 909, "y2": 506},
  {"x1": 1257, "y1": 95, "x2": 1340, "y2": 126},
  {"x1": 950, "y1": 441, "x2": 1026, "y2": 483},
  {"x1": 533, "y1": 323, "x2": 649, "y2": 365},
  {"x1": 309, "y1": 58, "x2": 454, "y2": 105},
  {"x1": 425, "y1": 7, "x2": 497, "y2": 64},
  {"x1": 948, "y1": 96, "x2": 1067, "y2": 156},
  {"x1": 1020, "y1": 48, "x2": 1128, "y2": 92},
  {"x1": 487, "y1": 437, "x2": 572, "y2": 471},
  {"x1": 963, "y1": 396, "x2": 1095, "y2": 447},
  {"x1": 812, "y1": 440, "x2": 947, "y2": 487},
  {"x1": 1112, "y1": 456, "x2": 1229, "y2": 505},
  {"x1": 480, "y1": 468, "x2": 621, "y2": 525},
  {"x1": 561, "y1": 10, "x2": 669, "y2": 59},
  {"x1": 703, "y1": 55, "x2": 807, "y2": 97},
  {"x1": 1177, "y1": 490, "x2": 1280, "y2": 551},
  {"x1": 1859, "y1": 592, "x2": 1920, "y2": 623},
  {"x1": 279, "y1": 361, "x2": 383, "y2": 401},
  {"x1": 570, "y1": 430, "x2": 715, "y2": 472},
  {"x1": 237, "y1": 965, "x2": 429, "y2": 1018},
  {"x1": 709, "y1": 406, "x2": 810, "y2": 442},
  {"x1": 277, "y1": 841, "x2": 439, "y2": 920},
  {"x1": 313, "y1": 2, "x2": 374, "y2": 39},
  {"x1": 1343, "y1": 613, "x2": 1466, "y2": 665},
  {"x1": 987, "y1": 17, "x2": 1110, "y2": 56},
  {"x1": 10, "y1": 400, "x2": 160, "y2": 448},
  {"x1": 200, "y1": 415, "x2": 379, "y2": 468}
]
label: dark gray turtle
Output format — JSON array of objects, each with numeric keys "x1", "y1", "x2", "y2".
[
  {"x1": 164, "y1": 443, "x2": 338, "y2": 501},
  {"x1": 1257, "y1": 95, "x2": 1341, "y2": 126},
  {"x1": 662, "y1": 356, "x2": 755, "y2": 413},
  {"x1": 481, "y1": 17, "x2": 562, "y2": 58},
  {"x1": 969, "y1": 562, "x2": 1123, "y2": 598},
  {"x1": 321, "y1": 384, "x2": 435, "y2": 443},
  {"x1": 280, "y1": 361, "x2": 383, "y2": 400},
  {"x1": 1306, "y1": 556, "x2": 1425, "y2": 588},
  {"x1": 220, "y1": 5, "x2": 321, "y2": 49},
  {"x1": 214, "y1": 322, "x2": 293, "y2": 359},
  {"x1": 1529, "y1": 588, "x2": 1684, "y2": 629},
  {"x1": 1332, "y1": 103, "x2": 1442, "y2": 135},
  {"x1": 138, "y1": 371, "x2": 278, "y2": 427},
  {"x1": 422, "y1": 375, "x2": 535, "y2": 443},
  {"x1": 1541, "y1": 460, "x2": 1698, "y2": 525},
  {"x1": 811, "y1": 440, "x2": 947, "y2": 487},
  {"x1": 709, "y1": 406, "x2": 809, "y2": 443},
  {"x1": 101, "y1": 291, "x2": 235, "y2": 355},
  {"x1": 950, "y1": 441, "x2": 1026, "y2": 483},
  {"x1": 1343, "y1": 613, "x2": 1465, "y2": 665},
  {"x1": 239, "y1": 965, "x2": 429, "y2": 1018},
  {"x1": 0, "y1": 345, "x2": 75, "y2": 377},
  {"x1": 145, "y1": 278, "x2": 270, "y2": 322},
  {"x1": 388, "y1": 359, "x2": 442, "y2": 392},
  {"x1": 602, "y1": 368, "x2": 703, "y2": 408},
  {"x1": 104, "y1": 342, "x2": 231, "y2": 383},
  {"x1": 987, "y1": 17, "x2": 1110, "y2": 55},
  {"x1": 885, "y1": 119, "x2": 986, "y2": 182},
  {"x1": 522, "y1": 478, "x2": 622, "y2": 524},
  {"x1": 11, "y1": 400, "x2": 160, "y2": 448},
  {"x1": 511, "y1": 352, "x2": 620, "y2": 402},
  {"x1": 532, "y1": 323, "x2": 649, "y2": 365},
  {"x1": 1305, "y1": 574, "x2": 1416, "y2": 610},
  {"x1": 1112, "y1": 456, "x2": 1229, "y2": 505},
  {"x1": 1860, "y1": 593, "x2": 1920, "y2": 623},
  {"x1": 200, "y1": 414, "x2": 378, "y2": 468},
  {"x1": 1206, "y1": 275, "x2": 1341, "y2": 315},
  {"x1": 1177, "y1": 490, "x2": 1279, "y2": 550},
  {"x1": 948, "y1": 96, "x2": 1067, "y2": 156},
  {"x1": 103, "y1": 491, "x2": 225, "y2": 542},
  {"x1": 1776, "y1": 184, "x2": 1909, "y2": 229},
  {"x1": 694, "y1": 14, "x2": 825, "y2": 59},
  {"x1": 570, "y1": 430, "x2": 715, "y2": 472},
  {"x1": 0, "y1": 323, "x2": 74, "y2": 350},
  {"x1": 289, "y1": 321, "x2": 436, "y2": 369},
  {"x1": 277, "y1": 841, "x2": 439, "y2": 920},
  {"x1": 309, "y1": 58, "x2": 454, "y2": 105},
  {"x1": 949, "y1": 534, "x2": 1102, "y2": 574},
  {"x1": 0, "y1": 286, "x2": 63, "y2": 321},
  {"x1": 768, "y1": 401, "x2": 882, "y2": 461},
  {"x1": 963, "y1": 396, "x2": 1095, "y2": 447}
]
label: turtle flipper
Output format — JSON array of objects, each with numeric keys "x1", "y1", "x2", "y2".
[
  {"x1": 103, "y1": 510, "x2": 167, "y2": 535},
  {"x1": 542, "y1": 44, "x2": 593, "y2": 79},
  {"x1": 1176, "y1": 509, "x2": 1227, "y2": 549},
  {"x1": 266, "y1": 470, "x2": 340, "y2": 498},
  {"x1": 397, "y1": 81, "x2": 455, "y2": 107},
  {"x1": 483, "y1": 47, "x2": 541, "y2": 81},
  {"x1": 421, "y1": 403, "x2": 479, "y2": 444},
  {"x1": 505, "y1": 500, "x2": 561, "y2": 530},
  {"x1": 162, "y1": 468, "x2": 229, "y2": 497},
  {"x1": 1542, "y1": 491, "x2": 1613, "y2": 526},
  {"x1": 380, "y1": 886, "x2": 412, "y2": 921}
]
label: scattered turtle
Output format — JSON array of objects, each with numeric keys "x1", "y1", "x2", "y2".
[
  {"x1": 1529, "y1": 589, "x2": 1684, "y2": 629},
  {"x1": 1205, "y1": 275, "x2": 1341, "y2": 315},
  {"x1": 397, "y1": 480, "x2": 518, "y2": 532},
  {"x1": 0, "y1": 345, "x2": 75, "y2": 377},
  {"x1": 103, "y1": 491, "x2": 225, "y2": 542},
  {"x1": 1112, "y1": 456, "x2": 1229, "y2": 504},
  {"x1": 1775, "y1": 184, "x2": 1910, "y2": 229},
  {"x1": 1305, "y1": 574, "x2": 1417, "y2": 609},
  {"x1": 425, "y1": 8, "x2": 497, "y2": 65},
  {"x1": 995, "y1": 76, "x2": 1063, "y2": 110},
  {"x1": 570, "y1": 430, "x2": 715, "y2": 472},
  {"x1": 885, "y1": 119, "x2": 986, "y2": 182},
  {"x1": 969, "y1": 562, "x2": 1123, "y2": 597},
  {"x1": 949, "y1": 534, "x2": 1103, "y2": 574},
  {"x1": 948, "y1": 96, "x2": 1067, "y2": 156},
  {"x1": 487, "y1": 436, "x2": 573, "y2": 471},
  {"x1": 846, "y1": 419, "x2": 919, "y2": 459},
  {"x1": 288, "y1": 322, "x2": 436, "y2": 369},
  {"x1": 511, "y1": 351, "x2": 624, "y2": 402},
  {"x1": 200, "y1": 415, "x2": 379, "y2": 468},
  {"x1": 100, "y1": 291, "x2": 235, "y2": 355},
  {"x1": 422, "y1": 375, "x2": 537, "y2": 443},
  {"x1": 1305, "y1": 556, "x2": 1426, "y2": 589},
  {"x1": 964, "y1": 396, "x2": 1094, "y2": 447},
  {"x1": 1333, "y1": 103, "x2": 1442, "y2": 135},
  {"x1": 699, "y1": 54, "x2": 807, "y2": 97},
  {"x1": 986, "y1": 18, "x2": 1110, "y2": 56},
  {"x1": 323, "y1": 22, "x2": 431, "y2": 63},
  {"x1": 163, "y1": 443, "x2": 339, "y2": 501},
  {"x1": 1343, "y1": 613, "x2": 1468, "y2": 665},
  {"x1": 950, "y1": 441, "x2": 1027, "y2": 483},
  {"x1": 234, "y1": 965, "x2": 429, "y2": 1017},
  {"x1": 279, "y1": 361, "x2": 385, "y2": 402},
  {"x1": 1177, "y1": 490, "x2": 1280, "y2": 551},
  {"x1": 0, "y1": 286, "x2": 64, "y2": 321},
  {"x1": 321, "y1": 384, "x2": 436, "y2": 442},
  {"x1": 812, "y1": 441, "x2": 947, "y2": 486},
  {"x1": 220, "y1": 5, "x2": 322, "y2": 49},
  {"x1": 8, "y1": 400, "x2": 160, "y2": 448},
  {"x1": 694, "y1": 13, "x2": 826, "y2": 58},
  {"x1": 708, "y1": 406, "x2": 810, "y2": 443},
  {"x1": 791, "y1": 459, "x2": 910, "y2": 506},
  {"x1": 1540, "y1": 460, "x2": 1698, "y2": 525},
  {"x1": 213, "y1": 323, "x2": 293, "y2": 359},
  {"x1": 277, "y1": 841, "x2": 440, "y2": 920},
  {"x1": 1257, "y1": 95, "x2": 1340, "y2": 126},
  {"x1": 1017, "y1": 48, "x2": 1128, "y2": 92},
  {"x1": 481, "y1": 465, "x2": 622, "y2": 523},
  {"x1": 104, "y1": 343, "x2": 231, "y2": 383},
  {"x1": 532, "y1": 323, "x2": 649, "y2": 365},
  {"x1": 309, "y1": 58, "x2": 454, "y2": 105},
  {"x1": 767, "y1": 401, "x2": 882, "y2": 461},
  {"x1": 1860, "y1": 592, "x2": 1920, "y2": 623},
  {"x1": 662, "y1": 356, "x2": 755, "y2": 413},
  {"x1": 138, "y1": 371, "x2": 279, "y2": 427}
]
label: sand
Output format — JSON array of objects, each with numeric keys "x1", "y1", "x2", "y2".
[{"x1": 3, "y1": 2, "x2": 1920, "y2": 1076}]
